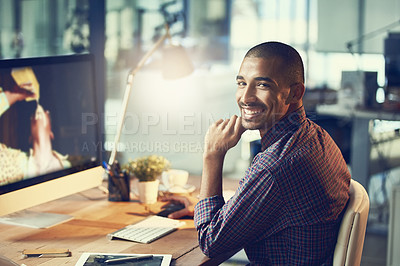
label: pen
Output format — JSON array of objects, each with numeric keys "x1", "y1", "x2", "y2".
[
  {"x1": 38, "y1": 253, "x2": 71, "y2": 258},
  {"x1": 102, "y1": 161, "x2": 111, "y2": 171},
  {"x1": 104, "y1": 255, "x2": 153, "y2": 264},
  {"x1": 22, "y1": 249, "x2": 71, "y2": 258}
]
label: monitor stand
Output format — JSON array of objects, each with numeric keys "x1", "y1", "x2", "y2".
[{"x1": 0, "y1": 209, "x2": 73, "y2": 228}]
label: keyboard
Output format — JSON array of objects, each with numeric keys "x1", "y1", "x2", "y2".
[{"x1": 107, "y1": 215, "x2": 185, "y2": 244}]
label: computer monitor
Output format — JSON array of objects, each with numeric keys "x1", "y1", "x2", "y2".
[{"x1": 0, "y1": 54, "x2": 104, "y2": 226}]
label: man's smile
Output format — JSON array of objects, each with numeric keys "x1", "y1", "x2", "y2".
[{"x1": 239, "y1": 102, "x2": 267, "y2": 120}]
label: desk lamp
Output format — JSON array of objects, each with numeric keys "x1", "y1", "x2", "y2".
[{"x1": 104, "y1": 25, "x2": 194, "y2": 193}]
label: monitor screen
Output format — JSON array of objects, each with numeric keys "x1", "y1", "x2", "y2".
[{"x1": 0, "y1": 54, "x2": 103, "y2": 217}]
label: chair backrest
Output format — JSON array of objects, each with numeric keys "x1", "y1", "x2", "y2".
[{"x1": 333, "y1": 179, "x2": 370, "y2": 266}]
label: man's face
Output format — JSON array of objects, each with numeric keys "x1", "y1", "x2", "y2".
[{"x1": 236, "y1": 56, "x2": 292, "y2": 135}]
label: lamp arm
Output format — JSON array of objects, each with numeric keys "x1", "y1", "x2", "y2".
[
  {"x1": 107, "y1": 31, "x2": 169, "y2": 166},
  {"x1": 346, "y1": 19, "x2": 400, "y2": 53}
]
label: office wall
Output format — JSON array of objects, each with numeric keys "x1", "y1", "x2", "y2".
[{"x1": 317, "y1": 0, "x2": 400, "y2": 53}]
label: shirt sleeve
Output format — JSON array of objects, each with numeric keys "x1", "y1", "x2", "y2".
[
  {"x1": 0, "y1": 91, "x2": 10, "y2": 117},
  {"x1": 194, "y1": 158, "x2": 284, "y2": 258}
]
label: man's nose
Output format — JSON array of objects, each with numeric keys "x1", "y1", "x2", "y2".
[{"x1": 241, "y1": 85, "x2": 256, "y2": 104}]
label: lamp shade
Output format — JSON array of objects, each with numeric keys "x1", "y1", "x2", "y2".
[{"x1": 162, "y1": 44, "x2": 194, "y2": 80}]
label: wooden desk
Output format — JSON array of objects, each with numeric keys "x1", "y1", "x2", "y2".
[{"x1": 0, "y1": 177, "x2": 240, "y2": 265}]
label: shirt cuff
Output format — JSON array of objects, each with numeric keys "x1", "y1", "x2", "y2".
[
  {"x1": 194, "y1": 195, "x2": 225, "y2": 229},
  {"x1": 0, "y1": 91, "x2": 10, "y2": 116}
]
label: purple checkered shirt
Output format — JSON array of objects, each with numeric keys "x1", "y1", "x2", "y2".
[{"x1": 194, "y1": 107, "x2": 350, "y2": 265}]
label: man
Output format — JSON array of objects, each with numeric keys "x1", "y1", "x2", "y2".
[{"x1": 193, "y1": 42, "x2": 350, "y2": 265}]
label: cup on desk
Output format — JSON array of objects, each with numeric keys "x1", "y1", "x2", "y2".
[
  {"x1": 161, "y1": 169, "x2": 189, "y2": 190},
  {"x1": 134, "y1": 179, "x2": 160, "y2": 204}
]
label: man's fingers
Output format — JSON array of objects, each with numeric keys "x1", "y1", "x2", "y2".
[
  {"x1": 214, "y1": 118, "x2": 225, "y2": 127},
  {"x1": 223, "y1": 115, "x2": 242, "y2": 136},
  {"x1": 226, "y1": 115, "x2": 236, "y2": 129},
  {"x1": 168, "y1": 208, "x2": 191, "y2": 219},
  {"x1": 234, "y1": 116, "x2": 246, "y2": 134},
  {"x1": 218, "y1": 118, "x2": 230, "y2": 130},
  {"x1": 204, "y1": 115, "x2": 245, "y2": 155},
  {"x1": 213, "y1": 116, "x2": 236, "y2": 132}
]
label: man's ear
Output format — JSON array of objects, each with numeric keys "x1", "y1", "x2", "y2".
[{"x1": 286, "y1": 83, "x2": 305, "y2": 104}]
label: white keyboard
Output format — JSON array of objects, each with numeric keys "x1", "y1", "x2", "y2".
[{"x1": 107, "y1": 215, "x2": 185, "y2": 244}]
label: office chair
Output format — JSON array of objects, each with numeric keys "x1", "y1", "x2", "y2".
[{"x1": 333, "y1": 179, "x2": 370, "y2": 266}]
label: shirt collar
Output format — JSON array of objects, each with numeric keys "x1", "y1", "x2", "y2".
[{"x1": 261, "y1": 106, "x2": 306, "y2": 151}]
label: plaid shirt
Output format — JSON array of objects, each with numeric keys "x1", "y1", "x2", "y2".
[{"x1": 194, "y1": 107, "x2": 350, "y2": 265}]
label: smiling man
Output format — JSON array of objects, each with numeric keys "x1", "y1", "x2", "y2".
[{"x1": 194, "y1": 42, "x2": 351, "y2": 265}]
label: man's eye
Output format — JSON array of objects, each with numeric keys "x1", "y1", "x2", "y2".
[
  {"x1": 257, "y1": 83, "x2": 270, "y2": 88},
  {"x1": 237, "y1": 81, "x2": 246, "y2": 87}
]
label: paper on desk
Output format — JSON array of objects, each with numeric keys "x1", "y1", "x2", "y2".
[{"x1": 0, "y1": 210, "x2": 73, "y2": 228}]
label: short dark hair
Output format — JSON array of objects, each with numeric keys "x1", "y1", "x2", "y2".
[{"x1": 245, "y1": 41, "x2": 305, "y2": 85}]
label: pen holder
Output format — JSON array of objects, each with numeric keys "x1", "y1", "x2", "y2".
[{"x1": 108, "y1": 171, "x2": 130, "y2": 202}]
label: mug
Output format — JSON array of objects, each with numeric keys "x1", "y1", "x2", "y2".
[
  {"x1": 132, "y1": 178, "x2": 160, "y2": 204},
  {"x1": 162, "y1": 169, "x2": 189, "y2": 189}
]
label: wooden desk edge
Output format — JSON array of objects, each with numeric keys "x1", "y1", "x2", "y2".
[{"x1": 174, "y1": 246, "x2": 240, "y2": 266}]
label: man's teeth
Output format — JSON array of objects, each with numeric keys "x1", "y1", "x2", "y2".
[{"x1": 244, "y1": 109, "x2": 263, "y2": 115}]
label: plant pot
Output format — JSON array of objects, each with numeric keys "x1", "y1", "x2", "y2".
[{"x1": 137, "y1": 179, "x2": 159, "y2": 204}]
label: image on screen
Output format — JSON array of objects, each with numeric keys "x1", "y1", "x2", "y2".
[{"x1": 0, "y1": 54, "x2": 101, "y2": 195}]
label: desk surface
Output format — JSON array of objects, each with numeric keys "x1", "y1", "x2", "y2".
[{"x1": 0, "y1": 177, "x2": 240, "y2": 266}]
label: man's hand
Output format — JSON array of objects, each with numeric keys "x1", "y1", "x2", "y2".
[
  {"x1": 199, "y1": 115, "x2": 246, "y2": 199},
  {"x1": 160, "y1": 195, "x2": 198, "y2": 219},
  {"x1": 204, "y1": 115, "x2": 246, "y2": 158}
]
